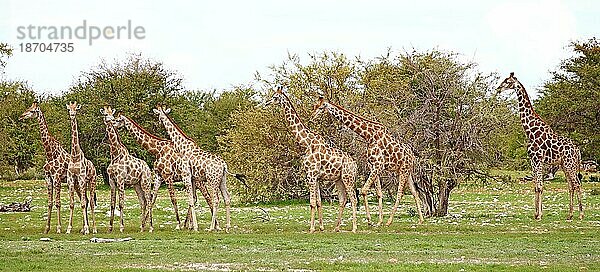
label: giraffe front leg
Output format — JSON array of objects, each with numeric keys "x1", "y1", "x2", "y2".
[
  {"x1": 133, "y1": 184, "x2": 146, "y2": 232},
  {"x1": 567, "y1": 179, "x2": 574, "y2": 221},
  {"x1": 44, "y1": 175, "x2": 53, "y2": 234},
  {"x1": 408, "y1": 177, "x2": 424, "y2": 224},
  {"x1": 361, "y1": 171, "x2": 379, "y2": 226},
  {"x1": 118, "y1": 180, "x2": 125, "y2": 233},
  {"x1": 89, "y1": 175, "x2": 97, "y2": 234},
  {"x1": 334, "y1": 181, "x2": 347, "y2": 232},
  {"x1": 141, "y1": 175, "x2": 154, "y2": 233},
  {"x1": 374, "y1": 175, "x2": 384, "y2": 227},
  {"x1": 185, "y1": 176, "x2": 198, "y2": 231},
  {"x1": 533, "y1": 173, "x2": 544, "y2": 220},
  {"x1": 79, "y1": 175, "x2": 89, "y2": 235},
  {"x1": 66, "y1": 174, "x2": 75, "y2": 234},
  {"x1": 307, "y1": 177, "x2": 317, "y2": 233},
  {"x1": 315, "y1": 183, "x2": 324, "y2": 232},
  {"x1": 108, "y1": 177, "x2": 116, "y2": 233},
  {"x1": 54, "y1": 175, "x2": 62, "y2": 234},
  {"x1": 386, "y1": 171, "x2": 408, "y2": 227}
]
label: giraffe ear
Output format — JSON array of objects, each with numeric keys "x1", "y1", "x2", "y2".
[
  {"x1": 165, "y1": 108, "x2": 171, "y2": 114},
  {"x1": 99, "y1": 108, "x2": 105, "y2": 115},
  {"x1": 152, "y1": 108, "x2": 160, "y2": 115},
  {"x1": 509, "y1": 72, "x2": 515, "y2": 78}
]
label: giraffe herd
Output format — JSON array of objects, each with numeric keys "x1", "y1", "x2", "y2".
[{"x1": 18, "y1": 73, "x2": 586, "y2": 234}]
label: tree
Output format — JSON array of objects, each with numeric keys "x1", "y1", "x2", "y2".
[
  {"x1": 0, "y1": 82, "x2": 40, "y2": 176},
  {"x1": 536, "y1": 38, "x2": 600, "y2": 162},
  {"x1": 358, "y1": 50, "x2": 515, "y2": 216}
]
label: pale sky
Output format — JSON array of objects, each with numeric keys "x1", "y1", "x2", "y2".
[{"x1": 1, "y1": 0, "x2": 598, "y2": 97}]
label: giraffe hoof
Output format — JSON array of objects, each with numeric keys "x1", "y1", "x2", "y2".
[
  {"x1": 579, "y1": 214, "x2": 584, "y2": 220},
  {"x1": 66, "y1": 227, "x2": 72, "y2": 234},
  {"x1": 319, "y1": 226, "x2": 325, "y2": 231},
  {"x1": 352, "y1": 227, "x2": 357, "y2": 233},
  {"x1": 334, "y1": 227, "x2": 340, "y2": 232},
  {"x1": 385, "y1": 221, "x2": 392, "y2": 227},
  {"x1": 93, "y1": 228, "x2": 97, "y2": 234},
  {"x1": 175, "y1": 224, "x2": 181, "y2": 230},
  {"x1": 566, "y1": 216, "x2": 573, "y2": 221}
]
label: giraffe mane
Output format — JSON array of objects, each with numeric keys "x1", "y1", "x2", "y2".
[
  {"x1": 164, "y1": 112, "x2": 196, "y2": 143},
  {"x1": 328, "y1": 101, "x2": 385, "y2": 127},
  {"x1": 124, "y1": 115, "x2": 169, "y2": 142}
]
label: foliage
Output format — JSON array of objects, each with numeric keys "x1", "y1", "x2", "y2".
[
  {"x1": 0, "y1": 82, "x2": 41, "y2": 178},
  {"x1": 359, "y1": 50, "x2": 517, "y2": 216},
  {"x1": 536, "y1": 38, "x2": 600, "y2": 162}
]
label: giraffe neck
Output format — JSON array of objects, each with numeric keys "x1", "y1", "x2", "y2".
[
  {"x1": 122, "y1": 116, "x2": 168, "y2": 156},
  {"x1": 105, "y1": 121, "x2": 129, "y2": 160},
  {"x1": 280, "y1": 94, "x2": 319, "y2": 149},
  {"x1": 70, "y1": 116, "x2": 83, "y2": 159},
  {"x1": 159, "y1": 114, "x2": 196, "y2": 150},
  {"x1": 36, "y1": 110, "x2": 54, "y2": 159},
  {"x1": 514, "y1": 81, "x2": 553, "y2": 139},
  {"x1": 324, "y1": 101, "x2": 384, "y2": 141}
]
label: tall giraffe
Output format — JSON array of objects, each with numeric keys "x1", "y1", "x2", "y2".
[
  {"x1": 101, "y1": 106, "x2": 154, "y2": 232},
  {"x1": 20, "y1": 102, "x2": 73, "y2": 233},
  {"x1": 65, "y1": 102, "x2": 97, "y2": 234},
  {"x1": 497, "y1": 72, "x2": 583, "y2": 220},
  {"x1": 266, "y1": 87, "x2": 358, "y2": 232},
  {"x1": 153, "y1": 105, "x2": 246, "y2": 232},
  {"x1": 111, "y1": 112, "x2": 213, "y2": 230},
  {"x1": 312, "y1": 96, "x2": 424, "y2": 226}
]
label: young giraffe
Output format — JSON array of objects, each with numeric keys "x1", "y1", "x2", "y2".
[
  {"x1": 111, "y1": 113, "x2": 214, "y2": 230},
  {"x1": 266, "y1": 87, "x2": 358, "y2": 232},
  {"x1": 153, "y1": 105, "x2": 245, "y2": 232},
  {"x1": 497, "y1": 72, "x2": 583, "y2": 220},
  {"x1": 65, "y1": 102, "x2": 97, "y2": 234},
  {"x1": 312, "y1": 96, "x2": 424, "y2": 226},
  {"x1": 20, "y1": 102, "x2": 75, "y2": 233},
  {"x1": 101, "y1": 106, "x2": 154, "y2": 232}
]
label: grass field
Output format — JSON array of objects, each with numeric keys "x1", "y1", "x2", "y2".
[{"x1": 0, "y1": 171, "x2": 599, "y2": 271}]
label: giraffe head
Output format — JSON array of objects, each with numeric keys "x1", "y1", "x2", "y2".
[
  {"x1": 99, "y1": 106, "x2": 117, "y2": 124},
  {"x1": 496, "y1": 72, "x2": 519, "y2": 94},
  {"x1": 311, "y1": 95, "x2": 327, "y2": 121},
  {"x1": 111, "y1": 113, "x2": 127, "y2": 129},
  {"x1": 19, "y1": 102, "x2": 41, "y2": 121},
  {"x1": 152, "y1": 104, "x2": 171, "y2": 117},
  {"x1": 65, "y1": 101, "x2": 81, "y2": 119},
  {"x1": 264, "y1": 86, "x2": 285, "y2": 106}
]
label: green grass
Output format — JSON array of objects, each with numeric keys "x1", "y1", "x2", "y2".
[{"x1": 0, "y1": 173, "x2": 599, "y2": 271}]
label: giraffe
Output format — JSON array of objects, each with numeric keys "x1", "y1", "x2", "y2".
[
  {"x1": 111, "y1": 112, "x2": 213, "y2": 230},
  {"x1": 153, "y1": 105, "x2": 246, "y2": 232},
  {"x1": 266, "y1": 87, "x2": 358, "y2": 232},
  {"x1": 312, "y1": 96, "x2": 424, "y2": 226},
  {"x1": 101, "y1": 106, "x2": 154, "y2": 232},
  {"x1": 497, "y1": 72, "x2": 583, "y2": 220},
  {"x1": 65, "y1": 101, "x2": 97, "y2": 234},
  {"x1": 20, "y1": 102, "x2": 74, "y2": 233}
]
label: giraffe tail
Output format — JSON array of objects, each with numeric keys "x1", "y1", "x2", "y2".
[{"x1": 225, "y1": 169, "x2": 250, "y2": 189}]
